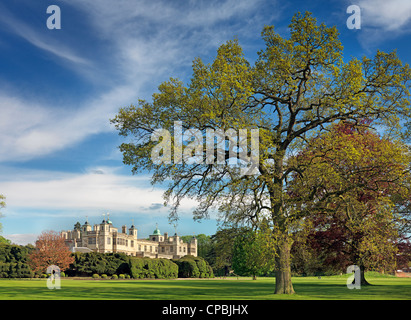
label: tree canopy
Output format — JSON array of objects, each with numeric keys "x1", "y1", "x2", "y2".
[
  {"x1": 289, "y1": 121, "x2": 411, "y2": 284},
  {"x1": 111, "y1": 12, "x2": 411, "y2": 294},
  {"x1": 28, "y1": 230, "x2": 74, "y2": 273}
]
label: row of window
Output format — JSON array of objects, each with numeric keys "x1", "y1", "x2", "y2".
[{"x1": 86, "y1": 237, "x2": 195, "y2": 254}]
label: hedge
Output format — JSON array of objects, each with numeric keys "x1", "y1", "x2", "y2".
[
  {"x1": 0, "y1": 244, "x2": 34, "y2": 278},
  {"x1": 0, "y1": 242, "x2": 213, "y2": 279},
  {"x1": 173, "y1": 255, "x2": 214, "y2": 278},
  {"x1": 0, "y1": 262, "x2": 34, "y2": 278},
  {"x1": 128, "y1": 257, "x2": 178, "y2": 279},
  {"x1": 68, "y1": 252, "x2": 130, "y2": 277}
]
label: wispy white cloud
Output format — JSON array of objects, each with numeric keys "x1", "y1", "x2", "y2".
[
  {"x1": 359, "y1": 0, "x2": 411, "y2": 31},
  {"x1": 0, "y1": 166, "x2": 197, "y2": 214},
  {"x1": 353, "y1": 0, "x2": 411, "y2": 48},
  {"x1": 0, "y1": 0, "x2": 273, "y2": 237},
  {"x1": 0, "y1": 0, "x2": 276, "y2": 163},
  {"x1": 3, "y1": 233, "x2": 38, "y2": 246},
  {"x1": 0, "y1": 86, "x2": 135, "y2": 162},
  {"x1": 0, "y1": 4, "x2": 90, "y2": 66},
  {"x1": 65, "y1": 0, "x2": 275, "y2": 79}
]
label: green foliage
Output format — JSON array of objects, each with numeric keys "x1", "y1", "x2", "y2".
[
  {"x1": 129, "y1": 257, "x2": 178, "y2": 279},
  {"x1": 181, "y1": 234, "x2": 211, "y2": 258},
  {"x1": 69, "y1": 252, "x2": 130, "y2": 276},
  {"x1": 0, "y1": 236, "x2": 11, "y2": 245},
  {"x1": 175, "y1": 257, "x2": 199, "y2": 278},
  {"x1": 111, "y1": 11, "x2": 411, "y2": 294},
  {"x1": 232, "y1": 229, "x2": 276, "y2": 278},
  {"x1": 74, "y1": 222, "x2": 81, "y2": 231},
  {"x1": 0, "y1": 243, "x2": 34, "y2": 278},
  {"x1": 173, "y1": 255, "x2": 214, "y2": 278},
  {"x1": 0, "y1": 262, "x2": 34, "y2": 278},
  {"x1": 289, "y1": 122, "x2": 411, "y2": 276}
]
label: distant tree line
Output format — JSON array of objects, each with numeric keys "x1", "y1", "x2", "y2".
[
  {"x1": 193, "y1": 228, "x2": 411, "y2": 279},
  {"x1": 0, "y1": 239, "x2": 213, "y2": 279},
  {"x1": 1, "y1": 225, "x2": 409, "y2": 279}
]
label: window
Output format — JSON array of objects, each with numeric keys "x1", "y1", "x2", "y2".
[
  {"x1": 161, "y1": 247, "x2": 165, "y2": 253},
  {"x1": 138, "y1": 245, "x2": 141, "y2": 251},
  {"x1": 116, "y1": 238, "x2": 127, "y2": 246},
  {"x1": 179, "y1": 246, "x2": 181, "y2": 252},
  {"x1": 170, "y1": 247, "x2": 173, "y2": 252},
  {"x1": 107, "y1": 237, "x2": 110, "y2": 245},
  {"x1": 131, "y1": 240, "x2": 134, "y2": 247}
]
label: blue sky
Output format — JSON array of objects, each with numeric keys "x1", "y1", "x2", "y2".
[{"x1": 1, "y1": 0, "x2": 411, "y2": 245}]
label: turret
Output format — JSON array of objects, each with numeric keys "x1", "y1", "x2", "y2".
[
  {"x1": 150, "y1": 223, "x2": 164, "y2": 242},
  {"x1": 82, "y1": 220, "x2": 92, "y2": 233},
  {"x1": 129, "y1": 224, "x2": 137, "y2": 238}
]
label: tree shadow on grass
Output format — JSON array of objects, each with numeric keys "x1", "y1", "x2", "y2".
[
  {"x1": 293, "y1": 280, "x2": 410, "y2": 300},
  {"x1": 0, "y1": 278, "x2": 409, "y2": 300}
]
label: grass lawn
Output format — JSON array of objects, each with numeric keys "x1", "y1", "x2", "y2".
[{"x1": 0, "y1": 274, "x2": 409, "y2": 300}]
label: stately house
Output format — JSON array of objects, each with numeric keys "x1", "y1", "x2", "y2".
[{"x1": 61, "y1": 215, "x2": 197, "y2": 259}]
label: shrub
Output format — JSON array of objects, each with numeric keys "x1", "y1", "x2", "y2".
[
  {"x1": 101, "y1": 274, "x2": 108, "y2": 279},
  {"x1": 92, "y1": 274, "x2": 100, "y2": 278},
  {"x1": 111, "y1": 274, "x2": 118, "y2": 279},
  {"x1": 174, "y1": 256, "x2": 214, "y2": 278},
  {"x1": 0, "y1": 244, "x2": 34, "y2": 278},
  {"x1": 129, "y1": 257, "x2": 178, "y2": 279},
  {"x1": 69, "y1": 252, "x2": 130, "y2": 277}
]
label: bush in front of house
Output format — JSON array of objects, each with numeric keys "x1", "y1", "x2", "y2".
[
  {"x1": 128, "y1": 257, "x2": 178, "y2": 279},
  {"x1": 173, "y1": 255, "x2": 214, "y2": 278}
]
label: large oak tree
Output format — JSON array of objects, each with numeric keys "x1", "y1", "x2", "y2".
[{"x1": 111, "y1": 12, "x2": 411, "y2": 294}]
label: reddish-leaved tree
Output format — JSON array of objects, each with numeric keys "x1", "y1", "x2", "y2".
[
  {"x1": 289, "y1": 121, "x2": 411, "y2": 284},
  {"x1": 28, "y1": 230, "x2": 74, "y2": 274}
]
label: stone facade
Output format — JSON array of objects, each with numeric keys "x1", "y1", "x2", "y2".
[{"x1": 61, "y1": 218, "x2": 197, "y2": 259}]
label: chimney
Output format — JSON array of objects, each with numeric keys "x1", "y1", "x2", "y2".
[{"x1": 122, "y1": 225, "x2": 127, "y2": 234}]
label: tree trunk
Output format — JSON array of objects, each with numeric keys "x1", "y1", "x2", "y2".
[
  {"x1": 270, "y1": 150, "x2": 294, "y2": 294},
  {"x1": 274, "y1": 236, "x2": 295, "y2": 294},
  {"x1": 359, "y1": 264, "x2": 370, "y2": 286}
]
